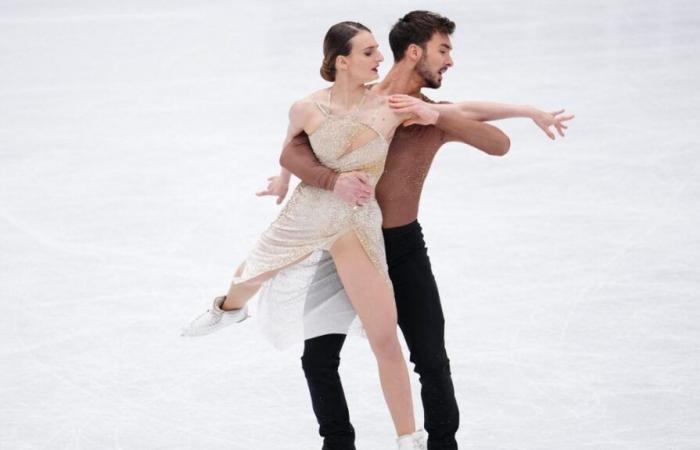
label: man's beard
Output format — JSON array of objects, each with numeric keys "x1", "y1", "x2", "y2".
[{"x1": 416, "y1": 55, "x2": 441, "y2": 89}]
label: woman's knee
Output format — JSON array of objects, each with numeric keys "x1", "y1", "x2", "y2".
[{"x1": 369, "y1": 331, "x2": 403, "y2": 362}]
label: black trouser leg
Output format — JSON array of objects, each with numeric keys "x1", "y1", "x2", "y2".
[
  {"x1": 385, "y1": 221, "x2": 460, "y2": 450},
  {"x1": 301, "y1": 334, "x2": 355, "y2": 450}
]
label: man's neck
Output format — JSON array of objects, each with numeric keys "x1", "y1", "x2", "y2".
[{"x1": 372, "y1": 62, "x2": 425, "y2": 97}]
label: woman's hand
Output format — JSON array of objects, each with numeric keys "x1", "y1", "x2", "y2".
[
  {"x1": 388, "y1": 94, "x2": 440, "y2": 126},
  {"x1": 256, "y1": 174, "x2": 290, "y2": 205},
  {"x1": 531, "y1": 108, "x2": 575, "y2": 140}
]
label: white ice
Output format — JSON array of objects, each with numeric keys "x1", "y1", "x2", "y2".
[{"x1": 1, "y1": 1, "x2": 699, "y2": 449}]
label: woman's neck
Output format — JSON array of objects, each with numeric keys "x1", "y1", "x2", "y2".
[{"x1": 329, "y1": 77, "x2": 366, "y2": 114}]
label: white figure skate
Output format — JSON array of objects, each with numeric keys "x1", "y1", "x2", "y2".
[
  {"x1": 397, "y1": 429, "x2": 428, "y2": 450},
  {"x1": 181, "y1": 296, "x2": 250, "y2": 337}
]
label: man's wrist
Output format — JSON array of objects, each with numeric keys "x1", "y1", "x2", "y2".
[{"x1": 329, "y1": 172, "x2": 340, "y2": 192}]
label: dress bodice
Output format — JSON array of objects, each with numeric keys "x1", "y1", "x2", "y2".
[{"x1": 307, "y1": 89, "x2": 390, "y2": 184}]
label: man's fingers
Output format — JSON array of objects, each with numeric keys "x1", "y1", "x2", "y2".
[
  {"x1": 556, "y1": 124, "x2": 565, "y2": 137},
  {"x1": 352, "y1": 172, "x2": 371, "y2": 184},
  {"x1": 255, "y1": 190, "x2": 269, "y2": 196},
  {"x1": 551, "y1": 109, "x2": 565, "y2": 116}
]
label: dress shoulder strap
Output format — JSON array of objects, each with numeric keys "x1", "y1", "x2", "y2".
[
  {"x1": 308, "y1": 89, "x2": 330, "y2": 116},
  {"x1": 312, "y1": 99, "x2": 331, "y2": 116}
]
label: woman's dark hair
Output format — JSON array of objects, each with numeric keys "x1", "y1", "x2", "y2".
[
  {"x1": 320, "y1": 21, "x2": 371, "y2": 82},
  {"x1": 389, "y1": 11, "x2": 455, "y2": 62}
]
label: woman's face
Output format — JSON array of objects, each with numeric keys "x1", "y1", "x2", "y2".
[{"x1": 340, "y1": 31, "x2": 384, "y2": 83}]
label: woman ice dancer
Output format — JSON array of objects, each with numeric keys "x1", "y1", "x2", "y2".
[{"x1": 181, "y1": 22, "x2": 434, "y2": 447}]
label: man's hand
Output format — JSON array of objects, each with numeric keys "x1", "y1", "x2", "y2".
[
  {"x1": 333, "y1": 172, "x2": 373, "y2": 205},
  {"x1": 388, "y1": 94, "x2": 439, "y2": 126},
  {"x1": 256, "y1": 175, "x2": 289, "y2": 205},
  {"x1": 531, "y1": 108, "x2": 575, "y2": 140}
]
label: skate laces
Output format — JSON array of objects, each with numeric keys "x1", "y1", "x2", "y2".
[{"x1": 191, "y1": 308, "x2": 222, "y2": 328}]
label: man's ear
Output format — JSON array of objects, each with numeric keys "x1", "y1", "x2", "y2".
[{"x1": 406, "y1": 43, "x2": 423, "y2": 62}]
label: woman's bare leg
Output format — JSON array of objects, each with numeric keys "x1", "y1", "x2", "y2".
[
  {"x1": 220, "y1": 262, "x2": 276, "y2": 311},
  {"x1": 221, "y1": 253, "x2": 314, "y2": 311},
  {"x1": 329, "y1": 231, "x2": 416, "y2": 436}
]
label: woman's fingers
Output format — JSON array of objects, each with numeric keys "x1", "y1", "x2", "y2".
[
  {"x1": 542, "y1": 125, "x2": 555, "y2": 140},
  {"x1": 389, "y1": 95, "x2": 417, "y2": 107},
  {"x1": 555, "y1": 123, "x2": 565, "y2": 137},
  {"x1": 392, "y1": 106, "x2": 415, "y2": 115},
  {"x1": 389, "y1": 94, "x2": 412, "y2": 101},
  {"x1": 389, "y1": 99, "x2": 413, "y2": 106}
]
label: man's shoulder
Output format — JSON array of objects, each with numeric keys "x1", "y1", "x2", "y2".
[{"x1": 395, "y1": 122, "x2": 442, "y2": 142}]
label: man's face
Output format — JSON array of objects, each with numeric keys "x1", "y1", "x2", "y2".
[{"x1": 415, "y1": 33, "x2": 454, "y2": 89}]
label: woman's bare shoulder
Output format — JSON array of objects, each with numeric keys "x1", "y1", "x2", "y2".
[
  {"x1": 290, "y1": 89, "x2": 329, "y2": 114},
  {"x1": 366, "y1": 92, "x2": 406, "y2": 122}
]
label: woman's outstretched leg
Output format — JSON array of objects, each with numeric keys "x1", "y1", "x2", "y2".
[
  {"x1": 183, "y1": 254, "x2": 315, "y2": 336},
  {"x1": 181, "y1": 262, "x2": 280, "y2": 337},
  {"x1": 220, "y1": 261, "x2": 275, "y2": 310},
  {"x1": 329, "y1": 231, "x2": 416, "y2": 437}
]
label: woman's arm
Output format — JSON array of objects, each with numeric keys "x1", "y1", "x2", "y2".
[
  {"x1": 387, "y1": 95, "x2": 511, "y2": 156},
  {"x1": 436, "y1": 101, "x2": 574, "y2": 140},
  {"x1": 255, "y1": 100, "x2": 309, "y2": 204},
  {"x1": 389, "y1": 94, "x2": 573, "y2": 141}
]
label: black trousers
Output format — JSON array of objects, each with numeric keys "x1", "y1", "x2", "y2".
[{"x1": 301, "y1": 220, "x2": 459, "y2": 450}]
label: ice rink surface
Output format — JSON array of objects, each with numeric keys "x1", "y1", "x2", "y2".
[{"x1": 1, "y1": 1, "x2": 699, "y2": 449}]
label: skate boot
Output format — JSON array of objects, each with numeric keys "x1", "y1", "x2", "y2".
[
  {"x1": 181, "y1": 296, "x2": 249, "y2": 337},
  {"x1": 397, "y1": 429, "x2": 427, "y2": 450}
]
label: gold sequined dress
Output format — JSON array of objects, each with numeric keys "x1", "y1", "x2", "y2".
[{"x1": 236, "y1": 90, "x2": 393, "y2": 348}]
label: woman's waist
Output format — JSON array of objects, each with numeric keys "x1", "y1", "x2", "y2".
[
  {"x1": 293, "y1": 183, "x2": 381, "y2": 209},
  {"x1": 322, "y1": 161, "x2": 386, "y2": 183}
]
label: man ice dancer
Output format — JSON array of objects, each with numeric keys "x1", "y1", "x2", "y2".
[{"x1": 259, "y1": 10, "x2": 572, "y2": 450}]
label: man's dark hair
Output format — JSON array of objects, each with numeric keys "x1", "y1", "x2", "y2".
[{"x1": 389, "y1": 11, "x2": 455, "y2": 62}]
